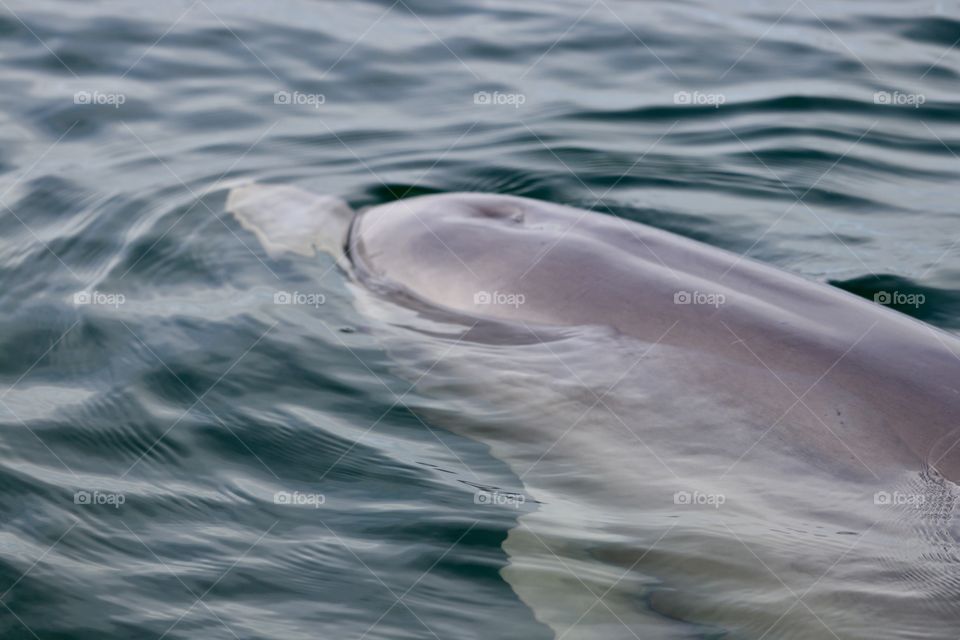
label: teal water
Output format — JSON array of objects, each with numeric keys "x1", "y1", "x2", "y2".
[{"x1": 0, "y1": 0, "x2": 959, "y2": 638}]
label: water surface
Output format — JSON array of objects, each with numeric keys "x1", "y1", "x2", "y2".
[{"x1": 1, "y1": 0, "x2": 959, "y2": 638}]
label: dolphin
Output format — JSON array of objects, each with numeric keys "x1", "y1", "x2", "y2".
[{"x1": 226, "y1": 184, "x2": 960, "y2": 639}]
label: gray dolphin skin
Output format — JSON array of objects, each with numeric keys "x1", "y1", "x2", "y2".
[
  {"x1": 350, "y1": 192, "x2": 960, "y2": 479},
  {"x1": 227, "y1": 184, "x2": 960, "y2": 639}
]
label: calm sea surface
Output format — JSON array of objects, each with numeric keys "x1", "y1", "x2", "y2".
[{"x1": 1, "y1": 1, "x2": 959, "y2": 638}]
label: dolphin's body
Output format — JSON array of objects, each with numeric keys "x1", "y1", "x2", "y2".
[{"x1": 227, "y1": 184, "x2": 960, "y2": 639}]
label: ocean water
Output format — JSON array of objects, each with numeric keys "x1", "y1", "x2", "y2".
[{"x1": 1, "y1": 0, "x2": 959, "y2": 638}]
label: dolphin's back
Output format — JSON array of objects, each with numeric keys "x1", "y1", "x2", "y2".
[
  {"x1": 227, "y1": 185, "x2": 960, "y2": 638},
  {"x1": 350, "y1": 192, "x2": 960, "y2": 482}
]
